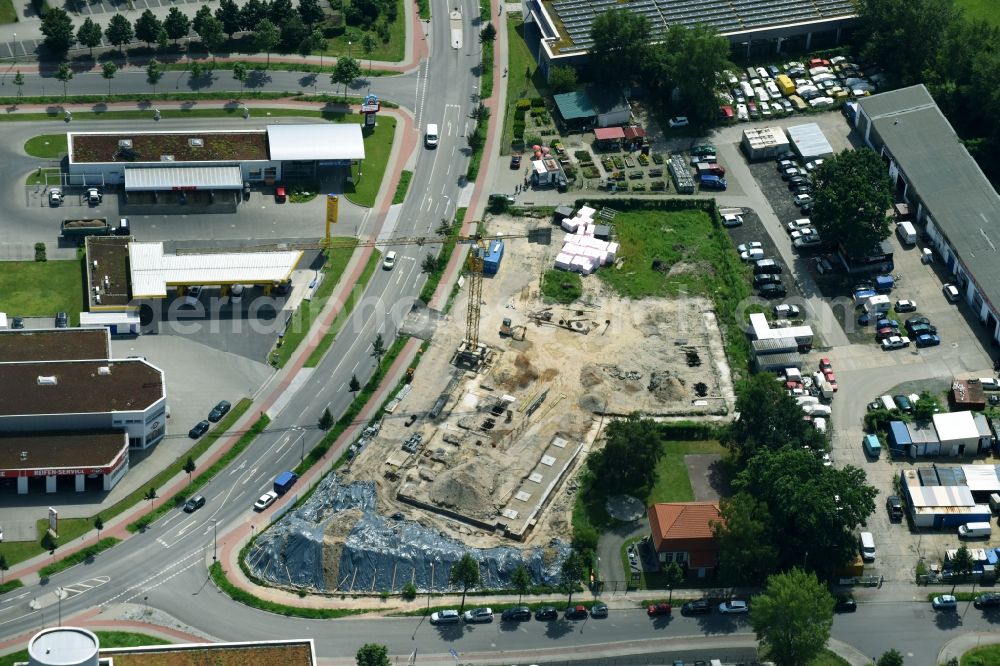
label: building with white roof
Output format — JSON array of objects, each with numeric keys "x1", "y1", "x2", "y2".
[
  {"x1": 933, "y1": 411, "x2": 993, "y2": 457},
  {"x1": 747, "y1": 312, "x2": 813, "y2": 346}
]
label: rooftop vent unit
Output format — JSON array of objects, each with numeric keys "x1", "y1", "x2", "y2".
[
  {"x1": 118, "y1": 139, "x2": 133, "y2": 148},
  {"x1": 161, "y1": 155, "x2": 175, "y2": 162},
  {"x1": 188, "y1": 138, "x2": 204, "y2": 147},
  {"x1": 37, "y1": 376, "x2": 57, "y2": 386},
  {"x1": 98, "y1": 366, "x2": 111, "y2": 375},
  {"x1": 20, "y1": 451, "x2": 27, "y2": 460}
]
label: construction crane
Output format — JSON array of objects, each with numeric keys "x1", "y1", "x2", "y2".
[{"x1": 184, "y1": 227, "x2": 551, "y2": 357}]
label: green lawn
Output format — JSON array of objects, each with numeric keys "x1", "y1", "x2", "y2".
[
  {"x1": 392, "y1": 169, "x2": 413, "y2": 204},
  {"x1": 0, "y1": 259, "x2": 84, "y2": 323},
  {"x1": 501, "y1": 17, "x2": 544, "y2": 154},
  {"x1": 541, "y1": 269, "x2": 582, "y2": 303},
  {"x1": 0, "y1": 632, "x2": 169, "y2": 666},
  {"x1": 962, "y1": 643, "x2": 1000, "y2": 665},
  {"x1": 26, "y1": 167, "x2": 60, "y2": 187},
  {"x1": 346, "y1": 115, "x2": 396, "y2": 208},
  {"x1": 24, "y1": 134, "x2": 67, "y2": 158},
  {"x1": 598, "y1": 208, "x2": 736, "y2": 299},
  {"x1": 646, "y1": 439, "x2": 727, "y2": 504},
  {"x1": 0, "y1": 0, "x2": 17, "y2": 25},
  {"x1": 955, "y1": 0, "x2": 998, "y2": 25},
  {"x1": 318, "y1": 0, "x2": 406, "y2": 62}
]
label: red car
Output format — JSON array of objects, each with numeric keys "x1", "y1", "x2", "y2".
[
  {"x1": 876, "y1": 326, "x2": 895, "y2": 340},
  {"x1": 647, "y1": 603, "x2": 672, "y2": 616},
  {"x1": 274, "y1": 186, "x2": 287, "y2": 203},
  {"x1": 809, "y1": 57, "x2": 831, "y2": 68},
  {"x1": 819, "y1": 358, "x2": 832, "y2": 371}
]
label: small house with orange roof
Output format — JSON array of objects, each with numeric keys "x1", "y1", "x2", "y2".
[{"x1": 647, "y1": 502, "x2": 723, "y2": 579}]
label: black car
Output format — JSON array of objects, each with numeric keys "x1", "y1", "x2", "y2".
[
  {"x1": 534, "y1": 606, "x2": 558, "y2": 621},
  {"x1": 510, "y1": 154, "x2": 522, "y2": 170},
  {"x1": 775, "y1": 150, "x2": 797, "y2": 162},
  {"x1": 908, "y1": 323, "x2": 937, "y2": 336},
  {"x1": 905, "y1": 316, "x2": 931, "y2": 330},
  {"x1": 55, "y1": 311, "x2": 68, "y2": 328},
  {"x1": 681, "y1": 600, "x2": 712, "y2": 615},
  {"x1": 886, "y1": 495, "x2": 904, "y2": 521},
  {"x1": 565, "y1": 605, "x2": 588, "y2": 619},
  {"x1": 753, "y1": 273, "x2": 782, "y2": 287},
  {"x1": 590, "y1": 603, "x2": 608, "y2": 618},
  {"x1": 208, "y1": 400, "x2": 232, "y2": 423},
  {"x1": 183, "y1": 495, "x2": 206, "y2": 513},
  {"x1": 834, "y1": 596, "x2": 857, "y2": 613},
  {"x1": 800, "y1": 203, "x2": 814, "y2": 215},
  {"x1": 758, "y1": 283, "x2": 787, "y2": 299},
  {"x1": 501, "y1": 606, "x2": 531, "y2": 622},
  {"x1": 974, "y1": 593, "x2": 1000, "y2": 609},
  {"x1": 11, "y1": 316, "x2": 23, "y2": 329},
  {"x1": 189, "y1": 420, "x2": 211, "y2": 439},
  {"x1": 787, "y1": 176, "x2": 811, "y2": 188}
]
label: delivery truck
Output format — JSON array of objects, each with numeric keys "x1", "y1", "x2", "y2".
[
  {"x1": 273, "y1": 470, "x2": 298, "y2": 496},
  {"x1": 896, "y1": 221, "x2": 917, "y2": 245},
  {"x1": 61, "y1": 217, "x2": 111, "y2": 241}
]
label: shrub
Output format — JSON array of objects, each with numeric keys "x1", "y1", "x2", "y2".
[
  {"x1": 523, "y1": 135, "x2": 542, "y2": 149},
  {"x1": 514, "y1": 107, "x2": 526, "y2": 121},
  {"x1": 530, "y1": 97, "x2": 545, "y2": 108},
  {"x1": 516, "y1": 98, "x2": 531, "y2": 110},
  {"x1": 34, "y1": 242, "x2": 46, "y2": 262},
  {"x1": 512, "y1": 121, "x2": 525, "y2": 139},
  {"x1": 574, "y1": 150, "x2": 591, "y2": 162},
  {"x1": 401, "y1": 582, "x2": 417, "y2": 600}
]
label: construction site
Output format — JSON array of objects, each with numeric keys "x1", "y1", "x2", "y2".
[{"x1": 247, "y1": 207, "x2": 737, "y2": 593}]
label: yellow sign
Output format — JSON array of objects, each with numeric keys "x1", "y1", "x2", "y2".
[{"x1": 326, "y1": 194, "x2": 339, "y2": 225}]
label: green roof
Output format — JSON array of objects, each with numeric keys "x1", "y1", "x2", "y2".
[{"x1": 553, "y1": 86, "x2": 629, "y2": 121}]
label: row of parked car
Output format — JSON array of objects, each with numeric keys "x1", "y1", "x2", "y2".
[
  {"x1": 430, "y1": 603, "x2": 610, "y2": 625},
  {"x1": 775, "y1": 152, "x2": 820, "y2": 218},
  {"x1": 688, "y1": 143, "x2": 728, "y2": 191},
  {"x1": 738, "y1": 241, "x2": 787, "y2": 299}
]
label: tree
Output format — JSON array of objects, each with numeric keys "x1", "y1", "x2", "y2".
[
  {"x1": 913, "y1": 391, "x2": 938, "y2": 423},
  {"x1": 143, "y1": 486, "x2": 157, "y2": 513},
  {"x1": 269, "y1": 0, "x2": 295, "y2": 26},
  {"x1": 449, "y1": 552, "x2": 480, "y2": 611},
  {"x1": 355, "y1": 643, "x2": 390, "y2": 666},
  {"x1": 135, "y1": 9, "x2": 163, "y2": 47},
  {"x1": 298, "y1": 0, "x2": 325, "y2": 27},
  {"x1": 658, "y1": 24, "x2": 732, "y2": 123},
  {"x1": 750, "y1": 568, "x2": 834, "y2": 666},
  {"x1": 466, "y1": 130, "x2": 483, "y2": 152},
  {"x1": 421, "y1": 254, "x2": 439, "y2": 273},
  {"x1": 105, "y1": 13, "x2": 135, "y2": 52},
  {"x1": 511, "y1": 565, "x2": 531, "y2": 604},
  {"x1": 101, "y1": 61, "x2": 117, "y2": 96},
  {"x1": 240, "y1": 0, "x2": 269, "y2": 31},
  {"x1": 146, "y1": 58, "x2": 164, "y2": 93},
  {"x1": 197, "y1": 16, "x2": 226, "y2": 64},
  {"x1": 349, "y1": 373, "x2": 361, "y2": 393},
  {"x1": 189, "y1": 60, "x2": 205, "y2": 81},
  {"x1": 588, "y1": 9, "x2": 649, "y2": 85},
  {"x1": 713, "y1": 493, "x2": 778, "y2": 586},
  {"x1": 560, "y1": 551, "x2": 585, "y2": 606},
  {"x1": 77, "y1": 18, "x2": 103, "y2": 56},
  {"x1": 232, "y1": 61, "x2": 248, "y2": 95},
  {"x1": 183, "y1": 456, "x2": 196, "y2": 481},
  {"x1": 950, "y1": 544, "x2": 975, "y2": 593},
  {"x1": 164, "y1": 7, "x2": 192, "y2": 44},
  {"x1": 55, "y1": 62, "x2": 73, "y2": 100},
  {"x1": 585, "y1": 415, "x2": 663, "y2": 497},
  {"x1": 331, "y1": 55, "x2": 362, "y2": 97},
  {"x1": 479, "y1": 22, "x2": 496, "y2": 43},
  {"x1": 308, "y1": 29, "x2": 328, "y2": 66},
  {"x1": 318, "y1": 407, "x2": 333, "y2": 430},
  {"x1": 192, "y1": 5, "x2": 213, "y2": 35},
  {"x1": 157, "y1": 28, "x2": 169, "y2": 51},
  {"x1": 254, "y1": 19, "x2": 281, "y2": 65},
  {"x1": 41, "y1": 8, "x2": 76, "y2": 55},
  {"x1": 663, "y1": 561, "x2": 684, "y2": 603},
  {"x1": 280, "y1": 14, "x2": 308, "y2": 52},
  {"x1": 94, "y1": 516, "x2": 104, "y2": 541},
  {"x1": 0, "y1": 554, "x2": 7, "y2": 584},
  {"x1": 811, "y1": 148, "x2": 893, "y2": 261},
  {"x1": 12, "y1": 72, "x2": 24, "y2": 101},
  {"x1": 548, "y1": 65, "x2": 577, "y2": 94},
  {"x1": 370, "y1": 332, "x2": 385, "y2": 364},
  {"x1": 361, "y1": 32, "x2": 376, "y2": 72},
  {"x1": 215, "y1": 0, "x2": 243, "y2": 38},
  {"x1": 877, "y1": 649, "x2": 905, "y2": 666}
]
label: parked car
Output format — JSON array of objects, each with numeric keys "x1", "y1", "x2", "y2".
[
  {"x1": 430, "y1": 610, "x2": 461, "y2": 624},
  {"x1": 893, "y1": 394, "x2": 913, "y2": 412},
  {"x1": 943, "y1": 284, "x2": 960, "y2": 302},
  {"x1": 791, "y1": 228, "x2": 818, "y2": 241},
  {"x1": 753, "y1": 273, "x2": 782, "y2": 287},
  {"x1": 881, "y1": 335, "x2": 911, "y2": 350},
  {"x1": 722, "y1": 213, "x2": 743, "y2": 227},
  {"x1": 509, "y1": 154, "x2": 522, "y2": 169},
  {"x1": 886, "y1": 495, "x2": 904, "y2": 521},
  {"x1": 719, "y1": 600, "x2": 749, "y2": 614},
  {"x1": 590, "y1": 603, "x2": 609, "y2": 618},
  {"x1": 915, "y1": 333, "x2": 941, "y2": 348},
  {"x1": 11, "y1": 316, "x2": 23, "y2": 329},
  {"x1": 183, "y1": 495, "x2": 206, "y2": 513},
  {"x1": 647, "y1": 603, "x2": 672, "y2": 616},
  {"x1": 534, "y1": 607, "x2": 558, "y2": 621},
  {"x1": 740, "y1": 248, "x2": 765, "y2": 261},
  {"x1": 681, "y1": 600, "x2": 712, "y2": 615},
  {"x1": 690, "y1": 144, "x2": 716, "y2": 156},
  {"x1": 463, "y1": 608, "x2": 493, "y2": 623},
  {"x1": 737, "y1": 242, "x2": 762, "y2": 253},
  {"x1": 565, "y1": 605, "x2": 588, "y2": 620},
  {"x1": 55, "y1": 311, "x2": 68, "y2": 328},
  {"x1": 668, "y1": 116, "x2": 690, "y2": 128},
  {"x1": 834, "y1": 595, "x2": 857, "y2": 612},
  {"x1": 773, "y1": 304, "x2": 801, "y2": 318},
  {"x1": 254, "y1": 490, "x2": 279, "y2": 511},
  {"x1": 777, "y1": 159, "x2": 796, "y2": 172},
  {"x1": 184, "y1": 286, "x2": 203, "y2": 306},
  {"x1": 895, "y1": 299, "x2": 917, "y2": 312},
  {"x1": 274, "y1": 186, "x2": 287, "y2": 203},
  {"x1": 382, "y1": 251, "x2": 397, "y2": 270},
  {"x1": 793, "y1": 194, "x2": 814, "y2": 207},
  {"x1": 501, "y1": 606, "x2": 531, "y2": 621},
  {"x1": 758, "y1": 283, "x2": 787, "y2": 299},
  {"x1": 905, "y1": 316, "x2": 931, "y2": 331},
  {"x1": 188, "y1": 420, "x2": 210, "y2": 439},
  {"x1": 974, "y1": 593, "x2": 1000, "y2": 609},
  {"x1": 208, "y1": 400, "x2": 231, "y2": 422},
  {"x1": 787, "y1": 218, "x2": 812, "y2": 233},
  {"x1": 805, "y1": 159, "x2": 825, "y2": 171},
  {"x1": 86, "y1": 187, "x2": 102, "y2": 204},
  {"x1": 793, "y1": 236, "x2": 822, "y2": 249},
  {"x1": 48, "y1": 188, "x2": 63, "y2": 206},
  {"x1": 690, "y1": 154, "x2": 717, "y2": 166},
  {"x1": 932, "y1": 595, "x2": 958, "y2": 610},
  {"x1": 909, "y1": 323, "x2": 938, "y2": 337}
]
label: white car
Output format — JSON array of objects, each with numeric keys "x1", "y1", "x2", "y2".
[
  {"x1": 253, "y1": 490, "x2": 279, "y2": 511},
  {"x1": 793, "y1": 194, "x2": 814, "y2": 207},
  {"x1": 760, "y1": 101, "x2": 772, "y2": 117},
  {"x1": 805, "y1": 159, "x2": 825, "y2": 171},
  {"x1": 184, "y1": 286, "x2": 203, "y2": 306},
  {"x1": 668, "y1": 116, "x2": 689, "y2": 128},
  {"x1": 736, "y1": 242, "x2": 762, "y2": 253},
  {"x1": 736, "y1": 103, "x2": 749, "y2": 121},
  {"x1": 773, "y1": 304, "x2": 801, "y2": 318},
  {"x1": 943, "y1": 284, "x2": 960, "y2": 302},
  {"x1": 719, "y1": 600, "x2": 749, "y2": 614},
  {"x1": 48, "y1": 188, "x2": 63, "y2": 206},
  {"x1": 932, "y1": 595, "x2": 958, "y2": 610},
  {"x1": 430, "y1": 609, "x2": 461, "y2": 624},
  {"x1": 382, "y1": 250, "x2": 397, "y2": 270},
  {"x1": 463, "y1": 607, "x2": 494, "y2": 623},
  {"x1": 722, "y1": 213, "x2": 744, "y2": 227},
  {"x1": 791, "y1": 228, "x2": 817, "y2": 241},
  {"x1": 86, "y1": 187, "x2": 102, "y2": 204},
  {"x1": 895, "y1": 299, "x2": 917, "y2": 313},
  {"x1": 740, "y1": 248, "x2": 764, "y2": 261},
  {"x1": 881, "y1": 335, "x2": 911, "y2": 350},
  {"x1": 787, "y1": 218, "x2": 812, "y2": 233}
]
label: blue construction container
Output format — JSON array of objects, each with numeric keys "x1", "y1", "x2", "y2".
[
  {"x1": 875, "y1": 275, "x2": 895, "y2": 292},
  {"x1": 483, "y1": 240, "x2": 505, "y2": 276}
]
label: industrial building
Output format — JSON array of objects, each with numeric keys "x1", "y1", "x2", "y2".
[
  {"x1": 886, "y1": 411, "x2": 994, "y2": 459},
  {"x1": 786, "y1": 123, "x2": 835, "y2": 160},
  {"x1": 552, "y1": 87, "x2": 631, "y2": 129},
  {"x1": 0, "y1": 329, "x2": 166, "y2": 495},
  {"x1": 521, "y1": 0, "x2": 856, "y2": 79},
  {"x1": 741, "y1": 127, "x2": 790, "y2": 161},
  {"x1": 854, "y1": 85, "x2": 1000, "y2": 343},
  {"x1": 899, "y1": 466, "x2": 996, "y2": 528}
]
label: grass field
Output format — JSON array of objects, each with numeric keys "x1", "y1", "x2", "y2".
[
  {"x1": 541, "y1": 269, "x2": 582, "y2": 303},
  {"x1": 318, "y1": 0, "x2": 406, "y2": 62},
  {"x1": 24, "y1": 134, "x2": 67, "y2": 158},
  {"x1": 0, "y1": 632, "x2": 169, "y2": 666},
  {"x1": 346, "y1": 115, "x2": 396, "y2": 208},
  {"x1": 501, "y1": 17, "x2": 543, "y2": 155},
  {"x1": 956, "y1": 0, "x2": 997, "y2": 25},
  {"x1": 646, "y1": 439, "x2": 727, "y2": 504},
  {"x1": 962, "y1": 643, "x2": 1000, "y2": 665},
  {"x1": 0, "y1": 0, "x2": 16, "y2": 25},
  {"x1": 26, "y1": 167, "x2": 60, "y2": 186},
  {"x1": 0, "y1": 259, "x2": 84, "y2": 323},
  {"x1": 598, "y1": 208, "x2": 732, "y2": 299}
]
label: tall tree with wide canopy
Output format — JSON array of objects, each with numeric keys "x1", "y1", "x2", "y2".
[
  {"x1": 750, "y1": 568, "x2": 834, "y2": 666},
  {"x1": 586, "y1": 414, "x2": 663, "y2": 497},
  {"x1": 588, "y1": 9, "x2": 650, "y2": 85}
]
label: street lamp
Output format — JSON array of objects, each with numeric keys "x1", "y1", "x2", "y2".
[
  {"x1": 212, "y1": 520, "x2": 218, "y2": 562},
  {"x1": 56, "y1": 587, "x2": 62, "y2": 626},
  {"x1": 12, "y1": 33, "x2": 16, "y2": 64}
]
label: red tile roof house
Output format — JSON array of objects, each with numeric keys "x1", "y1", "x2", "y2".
[{"x1": 647, "y1": 502, "x2": 723, "y2": 579}]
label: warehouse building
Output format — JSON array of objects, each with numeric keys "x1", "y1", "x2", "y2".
[
  {"x1": 854, "y1": 85, "x2": 1000, "y2": 344},
  {"x1": 899, "y1": 467, "x2": 991, "y2": 529},
  {"x1": 741, "y1": 127, "x2": 790, "y2": 161},
  {"x1": 887, "y1": 411, "x2": 994, "y2": 459},
  {"x1": 0, "y1": 329, "x2": 166, "y2": 495}
]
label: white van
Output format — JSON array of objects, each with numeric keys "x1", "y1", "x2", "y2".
[
  {"x1": 860, "y1": 532, "x2": 876, "y2": 561},
  {"x1": 803, "y1": 403, "x2": 832, "y2": 417},
  {"x1": 796, "y1": 396, "x2": 819, "y2": 406},
  {"x1": 989, "y1": 493, "x2": 1000, "y2": 515},
  {"x1": 880, "y1": 395, "x2": 896, "y2": 411},
  {"x1": 958, "y1": 522, "x2": 992, "y2": 539},
  {"x1": 424, "y1": 123, "x2": 439, "y2": 148}
]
